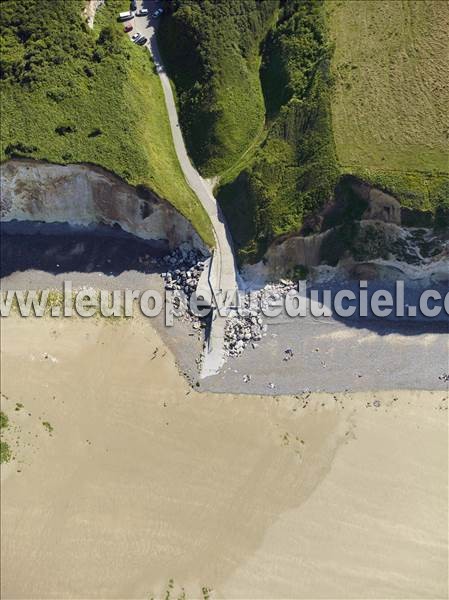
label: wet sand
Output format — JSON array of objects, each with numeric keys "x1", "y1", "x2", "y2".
[{"x1": 1, "y1": 313, "x2": 447, "y2": 599}]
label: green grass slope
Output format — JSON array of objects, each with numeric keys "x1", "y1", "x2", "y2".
[
  {"x1": 157, "y1": 0, "x2": 277, "y2": 177},
  {"x1": 327, "y1": 0, "x2": 449, "y2": 213},
  {"x1": 0, "y1": 0, "x2": 213, "y2": 246},
  {"x1": 219, "y1": 0, "x2": 339, "y2": 261}
]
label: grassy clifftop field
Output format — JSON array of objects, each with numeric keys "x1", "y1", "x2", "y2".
[
  {"x1": 327, "y1": 0, "x2": 449, "y2": 212},
  {"x1": 0, "y1": 0, "x2": 213, "y2": 246}
]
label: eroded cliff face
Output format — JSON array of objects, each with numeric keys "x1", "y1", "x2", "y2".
[
  {"x1": 351, "y1": 179, "x2": 402, "y2": 225},
  {"x1": 246, "y1": 223, "x2": 448, "y2": 285},
  {"x1": 249, "y1": 180, "x2": 448, "y2": 283},
  {"x1": 262, "y1": 231, "x2": 331, "y2": 277},
  {"x1": 0, "y1": 160, "x2": 207, "y2": 254}
]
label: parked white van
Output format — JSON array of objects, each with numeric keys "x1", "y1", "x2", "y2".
[{"x1": 118, "y1": 11, "x2": 133, "y2": 21}]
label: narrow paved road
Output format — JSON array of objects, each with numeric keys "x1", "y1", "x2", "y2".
[{"x1": 132, "y1": 2, "x2": 239, "y2": 376}]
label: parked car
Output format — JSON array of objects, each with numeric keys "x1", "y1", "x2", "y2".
[
  {"x1": 124, "y1": 23, "x2": 133, "y2": 32},
  {"x1": 136, "y1": 8, "x2": 149, "y2": 16},
  {"x1": 136, "y1": 36, "x2": 148, "y2": 45},
  {"x1": 152, "y1": 8, "x2": 163, "y2": 18},
  {"x1": 130, "y1": 0, "x2": 137, "y2": 11},
  {"x1": 131, "y1": 32, "x2": 141, "y2": 42}
]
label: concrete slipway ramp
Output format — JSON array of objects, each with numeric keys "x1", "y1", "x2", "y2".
[{"x1": 135, "y1": 6, "x2": 239, "y2": 377}]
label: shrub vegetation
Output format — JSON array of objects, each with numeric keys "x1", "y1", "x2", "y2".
[
  {"x1": 160, "y1": 0, "x2": 448, "y2": 262},
  {"x1": 218, "y1": 0, "x2": 339, "y2": 261},
  {"x1": 0, "y1": 410, "x2": 11, "y2": 464},
  {"x1": 157, "y1": 0, "x2": 277, "y2": 176},
  {"x1": 0, "y1": 0, "x2": 214, "y2": 246}
]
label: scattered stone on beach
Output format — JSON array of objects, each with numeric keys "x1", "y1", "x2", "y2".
[
  {"x1": 224, "y1": 314, "x2": 263, "y2": 358},
  {"x1": 224, "y1": 279, "x2": 298, "y2": 359},
  {"x1": 224, "y1": 292, "x2": 264, "y2": 358},
  {"x1": 373, "y1": 399, "x2": 381, "y2": 408},
  {"x1": 283, "y1": 348, "x2": 294, "y2": 361}
]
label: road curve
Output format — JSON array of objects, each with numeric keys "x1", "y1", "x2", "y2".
[{"x1": 133, "y1": 3, "x2": 239, "y2": 376}]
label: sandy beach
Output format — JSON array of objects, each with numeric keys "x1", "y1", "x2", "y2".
[
  {"x1": 1, "y1": 312, "x2": 447, "y2": 599},
  {"x1": 2, "y1": 0, "x2": 448, "y2": 596}
]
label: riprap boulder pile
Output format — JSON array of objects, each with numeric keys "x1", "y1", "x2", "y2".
[
  {"x1": 224, "y1": 279, "x2": 298, "y2": 358},
  {"x1": 159, "y1": 246, "x2": 207, "y2": 322}
]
